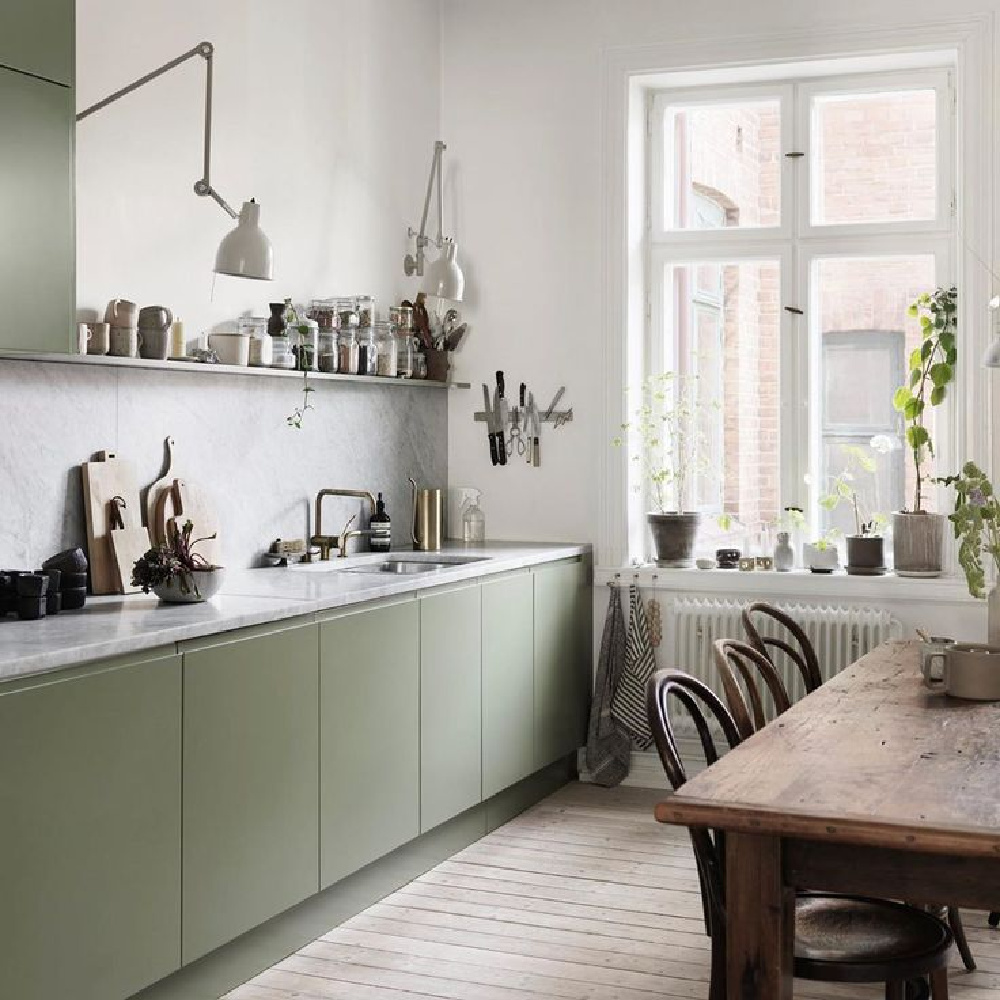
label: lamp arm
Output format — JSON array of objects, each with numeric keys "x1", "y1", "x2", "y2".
[
  {"x1": 411, "y1": 141, "x2": 446, "y2": 248},
  {"x1": 76, "y1": 40, "x2": 238, "y2": 221}
]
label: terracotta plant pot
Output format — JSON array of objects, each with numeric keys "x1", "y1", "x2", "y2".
[
  {"x1": 845, "y1": 535, "x2": 885, "y2": 576},
  {"x1": 647, "y1": 512, "x2": 700, "y2": 568},
  {"x1": 892, "y1": 512, "x2": 944, "y2": 578}
]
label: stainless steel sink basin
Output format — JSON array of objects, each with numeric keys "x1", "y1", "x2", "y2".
[{"x1": 340, "y1": 556, "x2": 489, "y2": 576}]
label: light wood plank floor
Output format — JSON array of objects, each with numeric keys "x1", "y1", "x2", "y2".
[{"x1": 224, "y1": 783, "x2": 1000, "y2": 1000}]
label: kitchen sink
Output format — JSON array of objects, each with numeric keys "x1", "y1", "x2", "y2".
[{"x1": 341, "y1": 556, "x2": 489, "y2": 576}]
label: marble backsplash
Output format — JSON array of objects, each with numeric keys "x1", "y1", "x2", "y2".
[{"x1": 0, "y1": 360, "x2": 447, "y2": 571}]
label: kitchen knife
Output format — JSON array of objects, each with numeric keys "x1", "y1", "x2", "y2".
[
  {"x1": 495, "y1": 371, "x2": 508, "y2": 465},
  {"x1": 529, "y1": 394, "x2": 541, "y2": 467},
  {"x1": 482, "y1": 383, "x2": 499, "y2": 467}
]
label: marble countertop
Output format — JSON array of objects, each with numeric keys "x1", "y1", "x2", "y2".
[{"x1": 0, "y1": 542, "x2": 589, "y2": 683}]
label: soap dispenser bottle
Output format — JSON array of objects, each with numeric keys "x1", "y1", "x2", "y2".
[
  {"x1": 371, "y1": 493, "x2": 392, "y2": 552},
  {"x1": 462, "y1": 491, "x2": 486, "y2": 545}
]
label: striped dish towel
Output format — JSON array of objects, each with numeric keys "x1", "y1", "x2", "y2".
[
  {"x1": 586, "y1": 584, "x2": 632, "y2": 787},
  {"x1": 611, "y1": 583, "x2": 656, "y2": 748}
]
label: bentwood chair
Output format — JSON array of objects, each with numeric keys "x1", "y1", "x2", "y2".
[
  {"x1": 647, "y1": 669, "x2": 953, "y2": 1000},
  {"x1": 742, "y1": 601, "x2": 823, "y2": 695},
  {"x1": 712, "y1": 638, "x2": 792, "y2": 740}
]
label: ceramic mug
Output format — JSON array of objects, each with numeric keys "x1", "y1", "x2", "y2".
[
  {"x1": 104, "y1": 298, "x2": 137, "y2": 327},
  {"x1": 85, "y1": 321, "x2": 110, "y2": 356},
  {"x1": 936, "y1": 643, "x2": 1000, "y2": 701},
  {"x1": 109, "y1": 326, "x2": 141, "y2": 358},
  {"x1": 920, "y1": 636, "x2": 955, "y2": 687},
  {"x1": 138, "y1": 327, "x2": 169, "y2": 360},
  {"x1": 76, "y1": 322, "x2": 90, "y2": 355}
]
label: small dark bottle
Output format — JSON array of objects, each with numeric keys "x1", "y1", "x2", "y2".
[{"x1": 371, "y1": 493, "x2": 392, "y2": 553}]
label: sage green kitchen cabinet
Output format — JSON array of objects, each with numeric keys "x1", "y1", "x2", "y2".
[
  {"x1": 182, "y1": 620, "x2": 319, "y2": 963},
  {"x1": 533, "y1": 558, "x2": 592, "y2": 768},
  {"x1": 319, "y1": 598, "x2": 420, "y2": 887},
  {"x1": 0, "y1": 0, "x2": 74, "y2": 85},
  {"x1": 0, "y1": 64, "x2": 74, "y2": 353},
  {"x1": 0, "y1": 650, "x2": 182, "y2": 1000},
  {"x1": 420, "y1": 584, "x2": 483, "y2": 831},
  {"x1": 482, "y1": 572, "x2": 535, "y2": 798}
]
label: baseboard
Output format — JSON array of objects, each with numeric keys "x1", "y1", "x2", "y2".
[{"x1": 130, "y1": 756, "x2": 575, "y2": 1000}]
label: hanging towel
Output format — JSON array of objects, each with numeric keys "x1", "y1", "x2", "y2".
[
  {"x1": 586, "y1": 584, "x2": 632, "y2": 787},
  {"x1": 611, "y1": 583, "x2": 657, "y2": 748}
]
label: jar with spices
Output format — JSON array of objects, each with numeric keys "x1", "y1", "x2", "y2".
[
  {"x1": 241, "y1": 316, "x2": 272, "y2": 367},
  {"x1": 375, "y1": 321, "x2": 397, "y2": 377},
  {"x1": 307, "y1": 299, "x2": 339, "y2": 333},
  {"x1": 358, "y1": 324, "x2": 378, "y2": 376},
  {"x1": 338, "y1": 320, "x2": 359, "y2": 374},
  {"x1": 318, "y1": 330, "x2": 339, "y2": 373},
  {"x1": 292, "y1": 319, "x2": 319, "y2": 372},
  {"x1": 355, "y1": 295, "x2": 376, "y2": 328}
]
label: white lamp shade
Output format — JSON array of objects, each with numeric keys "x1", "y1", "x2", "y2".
[
  {"x1": 215, "y1": 199, "x2": 273, "y2": 280},
  {"x1": 983, "y1": 339, "x2": 1000, "y2": 367},
  {"x1": 424, "y1": 239, "x2": 465, "y2": 302}
]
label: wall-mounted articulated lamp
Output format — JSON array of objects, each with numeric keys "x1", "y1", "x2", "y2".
[
  {"x1": 404, "y1": 140, "x2": 465, "y2": 302},
  {"x1": 76, "y1": 41, "x2": 273, "y2": 281}
]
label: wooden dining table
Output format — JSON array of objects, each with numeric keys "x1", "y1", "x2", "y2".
[{"x1": 655, "y1": 639, "x2": 1000, "y2": 999}]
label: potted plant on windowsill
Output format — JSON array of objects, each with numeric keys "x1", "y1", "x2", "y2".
[
  {"x1": 890, "y1": 286, "x2": 957, "y2": 577},
  {"x1": 938, "y1": 462, "x2": 1000, "y2": 643},
  {"x1": 803, "y1": 530, "x2": 841, "y2": 573},
  {"x1": 615, "y1": 371, "x2": 717, "y2": 568},
  {"x1": 131, "y1": 519, "x2": 224, "y2": 604},
  {"x1": 820, "y1": 440, "x2": 891, "y2": 576}
]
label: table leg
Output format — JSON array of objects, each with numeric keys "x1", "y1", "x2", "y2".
[{"x1": 726, "y1": 832, "x2": 794, "y2": 1000}]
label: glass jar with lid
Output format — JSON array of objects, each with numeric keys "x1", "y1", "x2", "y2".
[
  {"x1": 338, "y1": 316, "x2": 360, "y2": 374},
  {"x1": 292, "y1": 319, "x2": 319, "y2": 372},
  {"x1": 358, "y1": 324, "x2": 378, "y2": 376},
  {"x1": 307, "y1": 298, "x2": 339, "y2": 334},
  {"x1": 390, "y1": 305, "x2": 415, "y2": 378},
  {"x1": 375, "y1": 321, "x2": 397, "y2": 377},
  {"x1": 318, "y1": 330, "x2": 339, "y2": 373},
  {"x1": 355, "y1": 295, "x2": 376, "y2": 329},
  {"x1": 240, "y1": 316, "x2": 272, "y2": 367}
]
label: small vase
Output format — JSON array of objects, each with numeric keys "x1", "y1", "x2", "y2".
[
  {"x1": 773, "y1": 532, "x2": 794, "y2": 572},
  {"x1": 989, "y1": 587, "x2": 1000, "y2": 646}
]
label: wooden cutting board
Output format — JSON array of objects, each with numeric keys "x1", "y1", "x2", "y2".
[
  {"x1": 110, "y1": 523, "x2": 151, "y2": 594},
  {"x1": 144, "y1": 436, "x2": 177, "y2": 530},
  {"x1": 150, "y1": 481, "x2": 181, "y2": 546},
  {"x1": 167, "y1": 479, "x2": 222, "y2": 567},
  {"x1": 81, "y1": 452, "x2": 142, "y2": 595}
]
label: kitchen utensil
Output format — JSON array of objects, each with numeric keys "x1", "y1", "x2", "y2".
[
  {"x1": 152, "y1": 483, "x2": 181, "y2": 546},
  {"x1": 529, "y1": 393, "x2": 541, "y2": 467},
  {"x1": 145, "y1": 436, "x2": 178, "y2": 532},
  {"x1": 494, "y1": 372, "x2": 508, "y2": 465},
  {"x1": 108, "y1": 495, "x2": 151, "y2": 594},
  {"x1": 208, "y1": 332, "x2": 251, "y2": 367},
  {"x1": 81, "y1": 451, "x2": 143, "y2": 595},
  {"x1": 924, "y1": 643, "x2": 1000, "y2": 700},
  {"x1": 443, "y1": 322, "x2": 467, "y2": 352},
  {"x1": 543, "y1": 385, "x2": 566, "y2": 421},
  {"x1": 482, "y1": 384, "x2": 499, "y2": 466},
  {"x1": 168, "y1": 479, "x2": 223, "y2": 566},
  {"x1": 409, "y1": 477, "x2": 442, "y2": 552}
]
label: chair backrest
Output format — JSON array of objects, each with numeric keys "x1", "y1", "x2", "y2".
[
  {"x1": 713, "y1": 639, "x2": 792, "y2": 740},
  {"x1": 742, "y1": 601, "x2": 823, "y2": 695},
  {"x1": 646, "y1": 669, "x2": 742, "y2": 936}
]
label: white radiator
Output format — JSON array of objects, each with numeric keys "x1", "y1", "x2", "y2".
[{"x1": 667, "y1": 598, "x2": 903, "y2": 705}]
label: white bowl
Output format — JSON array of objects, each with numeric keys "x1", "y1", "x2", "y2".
[{"x1": 208, "y1": 332, "x2": 251, "y2": 367}]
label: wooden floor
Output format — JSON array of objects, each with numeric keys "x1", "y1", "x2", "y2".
[{"x1": 224, "y1": 783, "x2": 1000, "y2": 1000}]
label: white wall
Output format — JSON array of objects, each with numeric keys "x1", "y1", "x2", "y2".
[
  {"x1": 441, "y1": 0, "x2": 1000, "y2": 557},
  {"x1": 76, "y1": 0, "x2": 442, "y2": 330}
]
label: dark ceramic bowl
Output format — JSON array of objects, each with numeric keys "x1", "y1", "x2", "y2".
[
  {"x1": 716, "y1": 548, "x2": 741, "y2": 569},
  {"x1": 17, "y1": 596, "x2": 47, "y2": 620},
  {"x1": 43, "y1": 547, "x2": 89, "y2": 574},
  {"x1": 60, "y1": 587, "x2": 87, "y2": 611},
  {"x1": 60, "y1": 571, "x2": 88, "y2": 591},
  {"x1": 16, "y1": 573, "x2": 49, "y2": 598},
  {"x1": 45, "y1": 590, "x2": 62, "y2": 616}
]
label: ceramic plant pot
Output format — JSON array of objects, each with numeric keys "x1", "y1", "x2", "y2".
[
  {"x1": 845, "y1": 535, "x2": 885, "y2": 576},
  {"x1": 648, "y1": 512, "x2": 700, "y2": 568},
  {"x1": 804, "y1": 543, "x2": 839, "y2": 574},
  {"x1": 153, "y1": 568, "x2": 224, "y2": 604},
  {"x1": 892, "y1": 512, "x2": 944, "y2": 578}
]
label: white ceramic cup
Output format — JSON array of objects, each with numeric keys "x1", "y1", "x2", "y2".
[
  {"x1": 937, "y1": 643, "x2": 1000, "y2": 701},
  {"x1": 208, "y1": 332, "x2": 251, "y2": 367},
  {"x1": 76, "y1": 322, "x2": 91, "y2": 355},
  {"x1": 109, "y1": 326, "x2": 141, "y2": 358},
  {"x1": 85, "y1": 321, "x2": 110, "y2": 356}
]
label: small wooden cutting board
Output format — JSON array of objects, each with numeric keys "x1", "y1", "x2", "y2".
[{"x1": 81, "y1": 452, "x2": 142, "y2": 595}]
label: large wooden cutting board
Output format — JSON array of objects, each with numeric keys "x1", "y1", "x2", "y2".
[
  {"x1": 81, "y1": 452, "x2": 142, "y2": 595},
  {"x1": 164, "y1": 479, "x2": 223, "y2": 567}
]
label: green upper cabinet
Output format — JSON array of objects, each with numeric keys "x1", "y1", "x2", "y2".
[
  {"x1": 181, "y1": 619, "x2": 320, "y2": 963},
  {"x1": 534, "y1": 558, "x2": 593, "y2": 769},
  {"x1": 482, "y1": 572, "x2": 535, "y2": 798},
  {"x1": 0, "y1": 64, "x2": 74, "y2": 353},
  {"x1": 420, "y1": 584, "x2": 483, "y2": 832},
  {"x1": 0, "y1": 0, "x2": 74, "y2": 85},
  {"x1": 0, "y1": 650, "x2": 182, "y2": 1000},
  {"x1": 319, "y1": 598, "x2": 420, "y2": 888}
]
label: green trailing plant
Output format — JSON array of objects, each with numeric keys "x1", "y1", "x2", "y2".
[
  {"x1": 819, "y1": 441, "x2": 889, "y2": 537},
  {"x1": 282, "y1": 299, "x2": 316, "y2": 429},
  {"x1": 937, "y1": 462, "x2": 1000, "y2": 599},
  {"x1": 892, "y1": 286, "x2": 957, "y2": 512},
  {"x1": 131, "y1": 520, "x2": 218, "y2": 597},
  {"x1": 614, "y1": 371, "x2": 719, "y2": 513},
  {"x1": 287, "y1": 371, "x2": 315, "y2": 429}
]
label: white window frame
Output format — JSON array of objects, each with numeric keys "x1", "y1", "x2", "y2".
[{"x1": 642, "y1": 65, "x2": 957, "y2": 554}]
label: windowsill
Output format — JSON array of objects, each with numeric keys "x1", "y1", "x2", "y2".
[{"x1": 594, "y1": 565, "x2": 979, "y2": 605}]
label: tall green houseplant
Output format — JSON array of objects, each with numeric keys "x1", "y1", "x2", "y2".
[{"x1": 890, "y1": 286, "x2": 956, "y2": 576}]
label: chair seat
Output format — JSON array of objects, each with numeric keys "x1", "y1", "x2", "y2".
[{"x1": 795, "y1": 893, "x2": 953, "y2": 982}]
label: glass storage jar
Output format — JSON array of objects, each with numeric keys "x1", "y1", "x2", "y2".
[
  {"x1": 292, "y1": 319, "x2": 319, "y2": 372},
  {"x1": 307, "y1": 299, "x2": 339, "y2": 334},
  {"x1": 318, "y1": 330, "x2": 339, "y2": 373},
  {"x1": 270, "y1": 334, "x2": 295, "y2": 369},
  {"x1": 375, "y1": 321, "x2": 397, "y2": 377},
  {"x1": 240, "y1": 316, "x2": 272, "y2": 367},
  {"x1": 338, "y1": 322, "x2": 359, "y2": 374},
  {"x1": 355, "y1": 295, "x2": 376, "y2": 329},
  {"x1": 358, "y1": 324, "x2": 378, "y2": 376}
]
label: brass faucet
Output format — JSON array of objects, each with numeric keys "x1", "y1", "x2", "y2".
[
  {"x1": 312, "y1": 489, "x2": 376, "y2": 561},
  {"x1": 336, "y1": 514, "x2": 375, "y2": 559}
]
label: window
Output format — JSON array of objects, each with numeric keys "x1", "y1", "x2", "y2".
[{"x1": 641, "y1": 66, "x2": 954, "y2": 554}]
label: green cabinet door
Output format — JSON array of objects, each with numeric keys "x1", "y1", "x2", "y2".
[
  {"x1": 319, "y1": 598, "x2": 420, "y2": 888},
  {"x1": 0, "y1": 0, "x2": 74, "y2": 85},
  {"x1": 482, "y1": 572, "x2": 535, "y2": 798},
  {"x1": 534, "y1": 558, "x2": 593, "y2": 769},
  {"x1": 0, "y1": 651, "x2": 182, "y2": 1000},
  {"x1": 0, "y1": 65, "x2": 74, "y2": 353},
  {"x1": 182, "y1": 620, "x2": 319, "y2": 962},
  {"x1": 420, "y1": 584, "x2": 482, "y2": 832}
]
